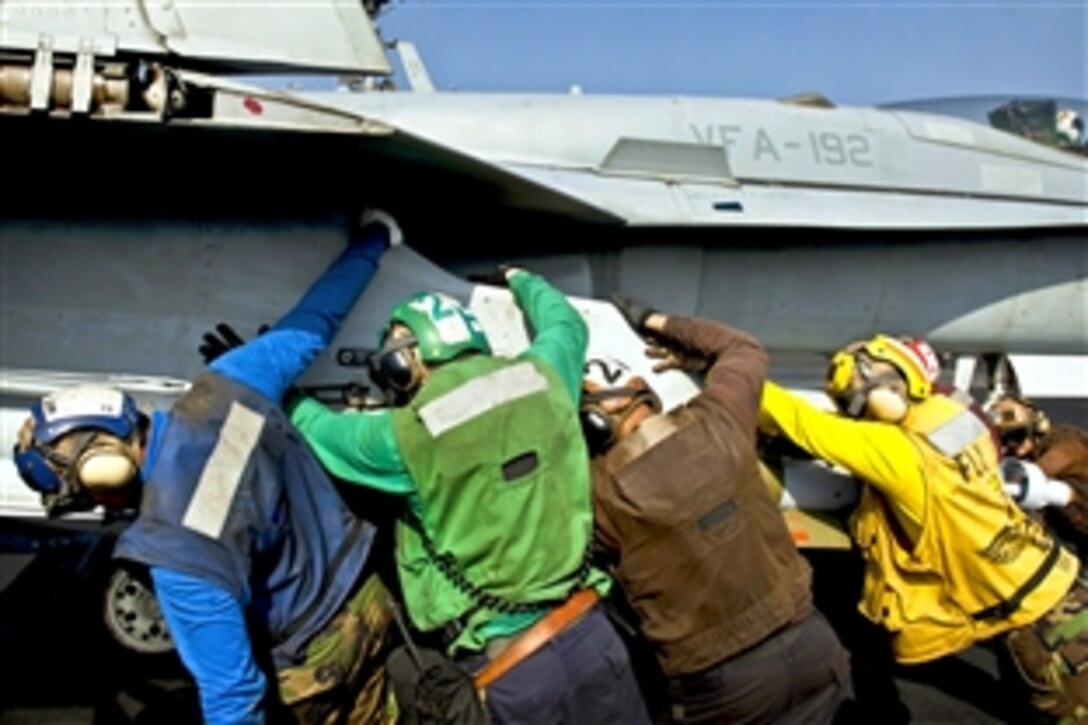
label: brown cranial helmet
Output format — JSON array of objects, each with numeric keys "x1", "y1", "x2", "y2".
[
  {"x1": 987, "y1": 394, "x2": 1051, "y2": 456},
  {"x1": 580, "y1": 357, "x2": 661, "y2": 455}
]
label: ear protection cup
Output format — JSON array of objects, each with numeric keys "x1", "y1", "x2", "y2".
[
  {"x1": 865, "y1": 386, "x2": 909, "y2": 423},
  {"x1": 826, "y1": 349, "x2": 866, "y2": 416},
  {"x1": 1035, "y1": 410, "x2": 1052, "y2": 437},
  {"x1": 580, "y1": 357, "x2": 664, "y2": 455},
  {"x1": 368, "y1": 334, "x2": 424, "y2": 394},
  {"x1": 76, "y1": 442, "x2": 138, "y2": 490},
  {"x1": 579, "y1": 406, "x2": 617, "y2": 456},
  {"x1": 579, "y1": 385, "x2": 662, "y2": 455},
  {"x1": 827, "y1": 349, "x2": 909, "y2": 421},
  {"x1": 13, "y1": 444, "x2": 66, "y2": 494},
  {"x1": 14, "y1": 424, "x2": 96, "y2": 495}
]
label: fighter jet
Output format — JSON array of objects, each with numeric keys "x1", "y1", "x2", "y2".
[
  {"x1": 1, "y1": 0, "x2": 1084, "y2": 377},
  {"x1": 0, "y1": 2, "x2": 1082, "y2": 680},
  {"x1": 2, "y1": 0, "x2": 1085, "y2": 498}
]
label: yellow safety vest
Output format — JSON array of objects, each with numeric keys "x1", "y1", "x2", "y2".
[{"x1": 851, "y1": 394, "x2": 1079, "y2": 664}]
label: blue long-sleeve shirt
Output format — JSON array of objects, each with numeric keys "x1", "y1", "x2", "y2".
[{"x1": 144, "y1": 230, "x2": 387, "y2": 724}]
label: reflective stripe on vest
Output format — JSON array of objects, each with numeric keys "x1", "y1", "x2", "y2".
[
  {"x1": 924, "y1": 409, "x2": 988, "y2": 458},
  {"x1": 418, "y1": 361, "x2": 548, "y2": 438},
  {"x1": 181, "y1": 401, "x2": 265, "y2": 539}
]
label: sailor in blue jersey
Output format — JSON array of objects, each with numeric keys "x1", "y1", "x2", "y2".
[{"x1": 13, "y1": 211, "x2": 401, "y2": 724}]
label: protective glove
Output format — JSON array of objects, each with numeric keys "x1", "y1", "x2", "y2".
[
  {"x1": 645, "y1": 341, "x2": 710, "y2": 375},
  {"x1": 1001, "y1": 458, "x2": 1074, "y2": 510},
  {"x1": 199, "y1": 323, "x2": 247, "y2": 364},
  {"x1": 467, "y1": 265, "x2": 524, "y2": 287},
  {"x1": 358, "y1": 208, "x2": 403, "y2": 247},
  {"x1": 198, "y1": 322, "x2": 268, "y2": 364},
  {"x1": 610, "y1": 294, "x2": 655, "y2": 332}
]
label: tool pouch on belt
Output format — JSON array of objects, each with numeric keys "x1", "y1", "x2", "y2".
[
  {"x1": 386, "y1": 644, "x2": 490, "y2": 725},
  {"x1": 1006, "y1": 580, "x2": 1088, "y2": 721},
  {"x1": 385, "y1": 600, "x2": 490, "y2": 725}
]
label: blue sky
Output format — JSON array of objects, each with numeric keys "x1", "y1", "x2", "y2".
[{"x1": 374, "y1": 1, "x2": 1086, "y2": 105}]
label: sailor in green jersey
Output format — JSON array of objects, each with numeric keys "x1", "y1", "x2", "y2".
[{"x1": 289, "y1": 266, "x2": 649, "y2": 725}]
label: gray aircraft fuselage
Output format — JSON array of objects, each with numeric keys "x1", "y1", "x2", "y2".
[
  {"x1": 1, "y1": 101, "x2": 1083, "y2": 395},
  {"x1": 0, "y1": 0, "x2": 1085, "y2": 386}
]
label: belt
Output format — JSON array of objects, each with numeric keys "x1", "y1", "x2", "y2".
[
  {"x1": 972, "y1": 543, "x2": 1062, "y2": 622},
  {"x1": 473, "y1": 589, "x2": 600, "y2": 691}
]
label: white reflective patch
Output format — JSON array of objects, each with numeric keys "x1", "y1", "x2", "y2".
[
  {"x1": 433, "y1": 314, "x2": 471, "y2": 345},
  {"x1": 925, "y1": 410, "x2": 987, "y2": 458},
  {"x1": 43, "y1": 386, "x2": 125, "y2": 421},
  {"x1": 419, "y1": 362, "x2": 547, "y2": 438},
  {"x1": 407, "y1": 294, "x2": 472, "y2": 345},
  {"x1": 182, "y1": 402, "x2": 265, "y2": 540}
]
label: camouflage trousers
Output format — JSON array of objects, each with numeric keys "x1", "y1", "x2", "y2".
[
  {"x1": 277, "y1": 573, "x2": 397, "y2": 725},
  {"x1": 1006, "y1": 580, "x2": 1088, "y2": 723}
]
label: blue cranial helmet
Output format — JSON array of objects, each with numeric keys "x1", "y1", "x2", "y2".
[{"x1": 14, "y1": 385, "x2": 141, "y2": 496}]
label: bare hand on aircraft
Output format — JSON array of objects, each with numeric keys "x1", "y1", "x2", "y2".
[
  {"x1": 357, "y1": 208, "x2": 403, "y2": 247},
  {"x1": 610, "y1": 294, "x2": 655, "y2": 332},
  {"x1": 645, "y1": 342, "x2": 710, "y2": 375},
  {"x1": 199, "y1": 322, "x2": 268, "y2": 364}
]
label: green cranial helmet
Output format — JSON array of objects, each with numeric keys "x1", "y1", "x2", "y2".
[{"x1": 386, "y1": 292, "x2": 491, "y2": 363}]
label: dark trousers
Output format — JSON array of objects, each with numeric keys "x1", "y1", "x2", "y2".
[
  {"x1": 668, "y1": 610, "x2": 853, "y2": 724},
  {"x1": 459, "y1": 605, "x2": 651, "y2": 725}
]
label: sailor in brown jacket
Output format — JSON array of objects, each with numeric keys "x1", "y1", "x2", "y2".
[
  {"x1": 581, "y1": 296, "x2": 852, "y2": 724},
  {"x1": 990, "y1": 394, "x2": 1088, "y2": 555}
]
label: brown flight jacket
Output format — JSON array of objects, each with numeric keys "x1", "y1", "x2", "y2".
[
  {"x1": 590, "y1": 315, "x2": 813, "y2": 677},
  {"x1": 1038, "y1": 425, "x2": 1088, "y2": 548}
]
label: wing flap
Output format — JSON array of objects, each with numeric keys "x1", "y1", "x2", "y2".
[{"x1": 0, "y1": 0, "x2": 391, "y2": 75}]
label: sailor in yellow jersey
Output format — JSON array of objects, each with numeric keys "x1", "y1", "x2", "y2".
[{"x1": 759, "y1": 334, "x2": 1088, "y2": 722}]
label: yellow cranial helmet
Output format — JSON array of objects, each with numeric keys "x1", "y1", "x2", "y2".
[
  {"x1": 859, "y1": 334, "x2": 937, "y2": 400},
  {"x1": 825, "y1": 334, "x2": 939, "y2": 421}
]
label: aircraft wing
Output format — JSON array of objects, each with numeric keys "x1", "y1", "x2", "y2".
[
  {"x1": 0, "y1": 0, "x2": 391, "y2": 74},
  {"x1": 2, "y1": 2, "x2": 1085, "y2": 230},
  {"x1": 348, "y1": 126, "x2": 626, "y2": 225},
  {"x1": 197, "y1": 80, "x2": 625, "y2": 224},
  {"x1": 152, "y1": 77, "x2": 1086, "y2": 230},
  {"x1": 0, "y1": 62, "x2": 626, "y2": 223}
]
